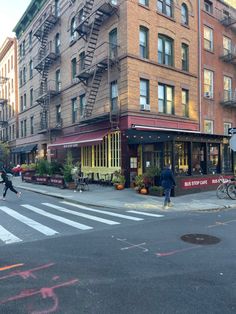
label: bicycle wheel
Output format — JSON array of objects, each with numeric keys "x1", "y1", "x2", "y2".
[
  {"x1": 216, "y1": 183, "x2": 227, "y2": 199},
  {"x1": 227, "y1": 183, "x2": 236, "y2": 200}
]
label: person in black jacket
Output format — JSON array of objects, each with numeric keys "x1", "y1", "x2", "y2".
[
  {"x1": 0, "y1": 170, "x2": 21, "y2": 200},
  {"x1": 160, "y1": 164, "x2": 176, "y2": 209}
]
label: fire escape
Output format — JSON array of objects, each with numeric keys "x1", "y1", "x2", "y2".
[
  {"x1": 33, "y1": 5, "x2": 60, "y2": 133},
  {"x1": 75, "y1": 0, "x2": 120, "y2": 129},
  {"x1": 0, "y1": 76, "x2": 9, "y2": 142}
]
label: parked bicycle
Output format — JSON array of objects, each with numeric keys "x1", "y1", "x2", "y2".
[{"x1": 216, "y1": 175, "x2": 235, "y2": 199}]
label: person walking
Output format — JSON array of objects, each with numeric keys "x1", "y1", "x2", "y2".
[
  {"x1": 0, "y1": 169, "x2": 21, "y2": 200},
  {"x1": 160, "y1": 163, "x2": 176, "y2": 209}
]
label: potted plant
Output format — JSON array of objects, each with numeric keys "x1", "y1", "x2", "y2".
[
  {"x1": 63, "y1": 152, "x2": 75, "y2": 189},
  {"x1": 149, "y1": 185, "x2": 163, "y2": 197},
  {"x1": 134, "y1": 175, "x2": 148, "y2": 194},
  {"x1": 112, "y1": 171, "x2": 126, "y2": 190}
]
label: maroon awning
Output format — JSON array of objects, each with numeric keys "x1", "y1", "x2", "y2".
[{"x1": 48, "y1": 129, "x2": 108, "y2": 149}]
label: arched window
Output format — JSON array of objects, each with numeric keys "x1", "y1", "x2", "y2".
[
  {"x1": 181, "y1": 3, "x2": 188, "y2": 25},
  {"x1": 70, "y1": 17, "x2": 76, "y2": 39}
]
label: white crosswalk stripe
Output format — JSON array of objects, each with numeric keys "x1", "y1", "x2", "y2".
[
  {"x1": 61, "y1": 201, "x2": 144, "y2": 221},
  {"x1": 42, "y1": 203, "x2": 120, "y2": 225},
  {"x1": 21, "y1": 204, "x2": 93, "y2": 230},
  {"x1": 0, "y1": 206, "x2": 58, "y2": 236},
  {"x1": 127, "y1": 211, "x2": 164, "y2": 217},
  {"x1": 0, "y1": 224, "x2": 22, "y2": 244}
]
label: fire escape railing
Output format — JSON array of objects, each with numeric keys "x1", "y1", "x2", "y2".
[
  {"x1": 220, "y1": 46, "x2": 236, "y2": 65},
  {"x1": 220, "y1": 90, "x2": 236, "y2": 107}
]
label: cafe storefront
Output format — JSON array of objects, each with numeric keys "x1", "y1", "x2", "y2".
[{"x1": 123, "y1": 128, "x2": 234, "y2": 195}]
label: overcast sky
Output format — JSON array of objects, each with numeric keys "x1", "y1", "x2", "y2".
[{"x1": 0, "y1": 0, "x2": 32, "y2": 47}]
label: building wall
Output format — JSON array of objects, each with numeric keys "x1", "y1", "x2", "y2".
[{"x1": 201, "y1": 0, "x2": 236, "y2": 135}]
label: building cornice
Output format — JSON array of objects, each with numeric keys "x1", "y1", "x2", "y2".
[
  {"x1": 13, "y1": 0, "x2": 47, "y2": 39},
  {"x1": 0, "y1": 37, "x2": 14, "y2": 61}
]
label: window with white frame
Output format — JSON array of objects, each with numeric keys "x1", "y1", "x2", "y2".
[
  {"x1": 158, "y1": 83, "x2": 174, "y2": 114},
  {"x1": 110, "y1": 80, "x2": 118, "y2": 112},
  {"x1": 72, "y1": 98, "x2": 78, "y2": 123},
  {"x1": 80, "y1": 94, "x2": 85, "y2": 117},
  {"x1": 139, "y1": 26, "x2": 149, "y2": 59},
  {"x1": 204, "y1": 26, "x2": 213, "y2": 51},
  {"x1": 140, "y1": 79, "x2": 150, "y2": 109},
  {"x1": 55, "y1": 33, "x2": 60, "y2": 54},
  {"x1": 182, "y1": 89, "x2": 189, "y2": 117},
  {"x1": 223, "y1": 76, "x2": 232, "y2": 101},
  {"x1": 70, "y1": 17, "x2": 76, "y2": 41},
  {"x1": 223, "y1": 36, "x2": 232, "y2": 56},
  {"x1": 204, "y1": 0, "x2": 213, "y2": 14},
  {"x1": 224, "y1": 122, "x2": 232, "y2": 135},
  {"x1": 158, "y1": 35, "x2": 173, "y2": 66},
  {"x1": 56, "y1": 69, "x2": 61, "y2": 92},
  {"x1": 157, "y1": 0, "x2": 173, "y2": 18},
  {"x1": 204, "y1": 69, "x2": 213, "y2": 98},
  {"x1": 204, "y1": 120, "x2": 213, "y2": 134},
  {"x1": 181, "y1": 4, "x2": 188, "y2": 25}
]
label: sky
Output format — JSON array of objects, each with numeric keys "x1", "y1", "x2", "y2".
[{"x1": 0, "y1": 0, "x2": 32, "y2": 47}]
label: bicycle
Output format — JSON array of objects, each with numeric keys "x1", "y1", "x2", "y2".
[
  {"x1": 227, "y1": 179, "x2": 236, "y2": 200},
  {"x1": 216, "y1": 176, "x2": 234, "y2": 199}
]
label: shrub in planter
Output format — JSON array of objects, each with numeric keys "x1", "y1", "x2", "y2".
[
  {"x1": 149, "y1": 185, "x2": 164, "y2": 196},
  {"x1": 112, "y1": 171, "x2": 126, "y2": 190},
  {"x1": 63, "y1": 152, "x2": 74, "y2": 184}
]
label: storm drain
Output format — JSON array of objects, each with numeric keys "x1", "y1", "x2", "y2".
[{"x1": 180, "y1": 234, "x2": 221, "y2": 245}]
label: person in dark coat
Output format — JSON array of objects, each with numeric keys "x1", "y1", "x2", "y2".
[
  {"x1": 0, "y1": 170, "x2": 21, "y2": 200},
  {"x1": 160, "y1": 164, "x2": 176, "y2": 209}
]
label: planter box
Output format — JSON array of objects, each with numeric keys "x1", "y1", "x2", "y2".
[
  {"x1": 49, "y1": 177, "x2": 65, "y2": 189},
  {"x1": 35, "y1": 176, "x2": 49, "y2": 185}
]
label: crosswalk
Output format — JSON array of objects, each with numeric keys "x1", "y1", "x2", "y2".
[{"x1": 0, "y1": 202, "x2": 164, "y2": 245}]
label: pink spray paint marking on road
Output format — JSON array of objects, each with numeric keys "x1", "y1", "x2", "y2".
[{"x1": 156, "y1": 245, "x2": 201, "y2": 257}]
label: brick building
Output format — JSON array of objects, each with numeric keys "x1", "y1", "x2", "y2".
[
  {"x1": 0, "y1": 37, "x2": 19, "y2": 166},
  {"x1": 11, "y1": 0, "x2": 236, "y2": 194}
]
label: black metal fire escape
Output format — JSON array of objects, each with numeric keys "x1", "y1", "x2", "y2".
[
  {"x1": 33, "y1": 5, "x2": 60, "y2": 132},
  {"x1": 75, "y1": 0, "x2": 119, "y2": 128}
]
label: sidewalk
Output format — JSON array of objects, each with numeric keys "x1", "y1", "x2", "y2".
[{"x1": 13, "y1": 176, "x2": 236, "y2": 212}]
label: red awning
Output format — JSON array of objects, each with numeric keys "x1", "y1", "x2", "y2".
[{"x1": 48, "y1": 129, "x2": 108, "y2": 149}]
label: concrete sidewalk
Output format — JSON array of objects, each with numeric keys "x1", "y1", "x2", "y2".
[{"x1": 13, "y1": 176, "x2": 236, "y2": 212}]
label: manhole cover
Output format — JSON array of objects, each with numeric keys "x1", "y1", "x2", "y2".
[{"x1": 180, "y1": 234, "x2": 221, "y2": 245}]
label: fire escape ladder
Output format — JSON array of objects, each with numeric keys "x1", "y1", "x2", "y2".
[{"x1": 83, "y1": 66, "x2": 104, "y2": 118}]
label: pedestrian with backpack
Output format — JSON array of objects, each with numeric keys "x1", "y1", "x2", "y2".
[{"x1": 0, "y1": 169, "x2": 21, "y2": 200}]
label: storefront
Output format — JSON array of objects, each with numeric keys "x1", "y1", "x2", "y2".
[{"x1": 122, "y1": 129, "x2": 234, "y2": 195}]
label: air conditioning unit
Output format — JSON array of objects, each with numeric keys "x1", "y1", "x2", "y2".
[
  {"x1": 72, "y1": 77, "x2": 79, "y2": 84},
  {"x1": 140, "y1": 103, "x2": 150, "y2": 111}
]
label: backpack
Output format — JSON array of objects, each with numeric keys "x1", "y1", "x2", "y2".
[{"x1": 6, "y1": 173, "x2": 13, "y2": 182}]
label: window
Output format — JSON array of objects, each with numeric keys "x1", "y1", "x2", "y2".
[
  {"x1": 222, "y1": 143, "x2": 232, "y2": 173},
  {"x1": 70, "y1": 17, "x2": 76, "y2": 40},
  {"x1": 204, "y1": 69, "x2": 213, "y2": 98},
  {"x1": 204, "y1": 0, "x2": 213, "y2": 14},
  {"x1": 22, "y1": 40, "x2": 25, "y2": 57},
  {"x1": 174, "y1": 142, "x2": 190, "y2": 176},
  {"x1": 192, "y1": 143, "x2": 206, "y2": 174},
  {"x1": 24, "y1": 119, "x2": 27, "y2": 137},
  {"x1": 55, "y1": 0, "x2": 60, "y2": 17},
  {"x1": 110, "y1": 80, "x2": 118, "y2": 112},
  {"x1": 157, "y1": 0, "x2": 173, "y2": 18},
  {"x1": 182, "y1": 89, "x2": 189, "y2": 117},
  {"x1": 181, "y1": 3, "x2": 188, "y2": 25},
  {"x1": 207, "y1": 143, "x2": 220, "y2": 174},
  {"x1": 204, "y1": 26, "x2": 213, "y2": 51},
  {"x1": 30, "y1": 116, "x2": 34, "y2": 135},
  {"x1": 72, "y1": 98, "x2": 78, "y2": 123},
  {"x1": 19, "y1": 44, "x2": 22, "y2": 58},
  {"x1": 71, "y1": 58, "x2": 77, "y2": 79},
  {"x1": 109, "y1": 28, "x2": 117, "y2": 59},
  {"x1": 139, "y1": 26, "x2": 149, "y2": 59},
  {"x1": 79, "y1": 51, "x2": 85, "y2": 71},
  {"x1": 181, "y1": 43, "x2": 189, "y2": 71},
  {"x1": 30, "y1": 88, "x2": 33, "y2": 107},
  {"x1": 223, "y1": 36, "x2": 232, "y2": 55},
  {"x1": 158, "y1": 35, "x2": 173, "y2": 66},
  {"x1": 79, "y1": 94, "x2": 85, "y2": 117},
  {"x1": 79, "y1": 9, "x2": 85, "y2": 23},
  {"x1": 20, "y1": 121, "x2": 23, "y2": 137},
  {"x1": 55, "y1": 69, "x2": 61, "y2": 92},
  {"x1": 55, "y1": 33, "x2": 60, "y2": 54},
  {"x1": 158, "y1": 83, "x2": 174, "y2": 114},
  {"x1": 29, "y1": 60, "x2": 33, "y2": 79},
  {"x1": 19, "y1": 70, "x2": 23, "y2": 86},
  {"x1": 56, "y1": 105, "x2": 61, "y2": 123},
  {"x1": 20, "y1": 96, "x2": 23, "y2": 112},
  {"x1": 139, "y1": 0, "x2": 149, "y2": 6},
  {"x1": 140, "y1": 79, "x2": 149, "y2": 109},
  {"x1": 23, "y1": 67, "x2": 26, "y2": 84},
  {"x1": 23, "y1": 93, "x2": 27, "y2": 110},
  {"x1": 204, "y1": 120, "x2": 213, "y2": 134},
  {"x1": 29, "y1": 31, "x2": 32, "y2": 48},
  {"x1": 224, "y1": 122, "x2": 232, "y2": 135},
  {"x1": 223, "y1": 76, "x2": 232, "y2": 101}
]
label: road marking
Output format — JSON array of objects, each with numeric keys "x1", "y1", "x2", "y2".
[
  {"x1": 0, "y1": 206, "x2": 58, "y2": 236},
  {"x1": 21, "y1": 205, "x2": 93, "y2": 230},
  {"x1": 126, "y1": 210, "x2": 164, "y2": 217},
  {"x1": 0, "y1": 224, "x2": 22, "y2": 244},
  {"x1": 42, "y1": 203, "x2": 120, "y2": 225},
  {"x1": 61, "y1": 202, "x2": 144, "y2": 221}
]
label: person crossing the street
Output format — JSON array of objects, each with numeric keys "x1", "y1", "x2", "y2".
[
  {"x1": 0, "y1": 169, "x2": 21, "y2": 200},
  {"x1": 160, "y1": 163, "x2": 176, "y2": 209}
]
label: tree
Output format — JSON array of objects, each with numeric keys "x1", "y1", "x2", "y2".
[{"x1": 0, "y1": 143, "x2": 10, "y2": 169}]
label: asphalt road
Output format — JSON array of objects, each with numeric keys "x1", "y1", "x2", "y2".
[{"x1": 0, "y1": 190, "x2": 235, "y2": 313}]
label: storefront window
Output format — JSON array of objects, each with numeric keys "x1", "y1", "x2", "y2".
[
  {"x1": 207, "y1": 143, "x2": 220, "y2": 174},
  {"x1": 174, "y1": 142, "x2": 189, "y2": 176},
  {"x1": 163, "y1": 142, "x2": 172, "y2": 166},
  {"x1": 222, "y1": 144, "x2": 232, "y2": 173},
  {"x1": 192, "y1": 143, "x2": 206, "y2": 174}
]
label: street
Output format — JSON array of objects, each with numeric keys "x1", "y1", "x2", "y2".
[{"x1": 0, "y1": 190, "x2": 235, "y2": 313}]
